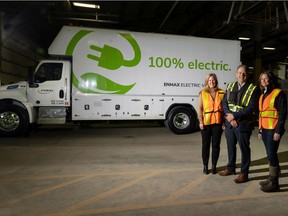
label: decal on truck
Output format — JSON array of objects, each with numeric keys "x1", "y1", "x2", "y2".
[
  {"x1": 149, "y1": 57, "x2": 231, "y2": 71},
  {"x1": 66, "y1": 30, "x2": 141, "y2": 94},
  {"x1": 164, "y1": 82, "x2": 204, "y2": 87},
  {"x1": 38, "y1": 89, "x2": 54, "y2": 94},
  {"x1": 87, "y1": 33, "x2": 141, "y2": 70}
]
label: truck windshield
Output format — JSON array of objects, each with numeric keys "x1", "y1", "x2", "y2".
[{"x1": 34, "y1": 63, "x2": 63, "y2": 83}]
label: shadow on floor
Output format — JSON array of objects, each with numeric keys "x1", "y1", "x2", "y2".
[{"x1": 247, "y1": 151, "x2": 288, "y2": 191}]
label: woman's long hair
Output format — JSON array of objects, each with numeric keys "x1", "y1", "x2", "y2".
[{"x1": 259, "y1": 70, "x2": 279, "y2": 91}]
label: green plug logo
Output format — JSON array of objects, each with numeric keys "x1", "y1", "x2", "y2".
[
  {"x1": 87, "y1": 33, "x2": 141, "y2": 70},
  {"x1": 66, "y1": 30, "x2": 141, "y2": 94}
]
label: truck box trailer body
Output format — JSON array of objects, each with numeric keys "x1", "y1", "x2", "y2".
[{"x1": 0, "y1": 26, "x2": 241, "y2": 136}]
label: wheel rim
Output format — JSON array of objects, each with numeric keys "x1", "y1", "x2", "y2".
[
  {"x1": 173, "y1": 112, "x2": 190, "y2": 129},
  {"x1": 0, "y1": 111, "x2": 20, "y2": 131}
]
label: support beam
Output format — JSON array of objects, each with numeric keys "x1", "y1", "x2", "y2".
[{"x1": 253, "y1": 24, "x2": 262, "y2": 84}]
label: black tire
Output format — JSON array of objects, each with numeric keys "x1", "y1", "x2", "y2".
[
  {"x1": 165, "y1": 106, "x2": 196, "y2": 134},
  {"x1": 0, "y1": 104, "x2": 29, "y2": 137}
]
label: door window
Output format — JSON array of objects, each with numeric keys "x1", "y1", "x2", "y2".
[{"x1": 34, "y1": 63, "x2": 63, "y2": 83}]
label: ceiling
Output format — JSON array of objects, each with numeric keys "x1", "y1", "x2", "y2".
[{"x1": 1, "y1": 0, "x2": 288, "y2": 69}]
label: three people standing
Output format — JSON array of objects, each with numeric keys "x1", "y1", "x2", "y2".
[
  {"x1": 198, "y1": 73, "x2": 225, "y2": 175},
  {"x1": 198, "y1": 65, "x2": 287, "y2": 193}
]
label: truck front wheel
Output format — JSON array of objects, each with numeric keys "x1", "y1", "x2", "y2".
[
  {"x1": 166, "y1": 106, "x2": 195, "y2": 134},
  {"x1": 0, "y1": 105, "x2": 29, "y2": 137}
]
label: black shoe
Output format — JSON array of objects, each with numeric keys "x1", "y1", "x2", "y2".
[
  {"x1": 212, "y1": 165, "x2": 217, "y2": 174},
  {"x1": 203, "y1": 165, "x2": 209, "y2": 175}
]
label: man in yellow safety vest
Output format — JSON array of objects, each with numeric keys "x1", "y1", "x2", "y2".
[{"x1": 219, "y1": 65, "x2": 260, "y2": 183}]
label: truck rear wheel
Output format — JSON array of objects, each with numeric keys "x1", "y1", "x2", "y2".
[
  {"x1": 0, "y1": 104, "x2": 29, "y2": 137},
  {"x1": 166, "y1": 106, "x2": 195, "y2": 134}
]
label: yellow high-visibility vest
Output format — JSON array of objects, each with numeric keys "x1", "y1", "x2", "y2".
[
  {"x1": 201, "y1": 89, "x2": 225, "y2": 125},
  {"x1": 259, "y1": 88, "x2": 281, "y2": 129},
  {"x1": 227, "y1": 82, "x2": 257, "y2": 112}
]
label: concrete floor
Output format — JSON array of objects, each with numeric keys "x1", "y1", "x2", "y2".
[{"x1": 0, "y1": 122, "x2": 288, "y2": 216}]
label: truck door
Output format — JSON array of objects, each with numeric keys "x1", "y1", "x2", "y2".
[{"x1": 27, "y1": 61, "x2": 71, "y2": 107}]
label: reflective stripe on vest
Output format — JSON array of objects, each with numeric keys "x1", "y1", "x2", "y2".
[
  {"x1": 259, "y1": 88, "x2": 281, "y2": 129},
  {"x1": 227, "y1": 82, "x2": 257, "y2": 112},
  {"x1": 201, "y1": 89, "x2": 225, "y2": 125}
]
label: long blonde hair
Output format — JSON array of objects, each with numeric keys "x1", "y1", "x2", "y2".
[{"x1": 204, "y1": 73, "x2": 219, "y2": 91}]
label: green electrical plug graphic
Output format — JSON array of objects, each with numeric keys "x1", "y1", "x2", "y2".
[
  {"x1": 66, "y1": 30, "x2": 139, "y2": 94},
  {"x1": 87, "y1": 33, "x2": 141, "y2": 70}
]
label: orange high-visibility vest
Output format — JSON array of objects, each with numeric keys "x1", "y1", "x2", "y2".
[
  {"x1": 259, "y1": 88, "x2": 281, "y2": 129},
  {"x1": 201, "y1": 89, "x2": 225, "y2": 125}
]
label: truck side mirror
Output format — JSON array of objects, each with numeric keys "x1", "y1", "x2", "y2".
[
  {"x1": 27, "y1": 66, "x2": 39, "y2": 87},
  {"x1": 27, "y1": 66, "x2": 35, "y2": 85}
]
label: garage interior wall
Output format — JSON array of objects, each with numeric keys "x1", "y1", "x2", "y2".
[{"x1": 0, "y1": 12, "x2": 43, "y2": 85}]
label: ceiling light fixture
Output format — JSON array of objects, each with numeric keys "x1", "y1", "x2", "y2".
[
  {"x1": 73, "y1": 2, "x2": 100, "y2": 9},
  {"x1": 238, "y1": 37, "x2": 250, "y2": 40},
  {"x1": 263, "y1": 47, "x2": 276, "y2": 50}
]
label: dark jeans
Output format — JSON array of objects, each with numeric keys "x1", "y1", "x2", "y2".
[
  {"x1": 201, "y1": 124, "x2": 223, "y2": 166},
  {"x1": 261, "y1": 129, "x2": 282, "y2": 167},
  {"x1": 225, "y1": 127, "x2": 252, "y2": 173}
]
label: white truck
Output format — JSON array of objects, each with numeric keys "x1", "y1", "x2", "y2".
[{"x1": 0, "y1": 26, "x2": 241, "y2": 136}]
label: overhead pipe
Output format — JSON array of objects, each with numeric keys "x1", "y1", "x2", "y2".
[
  {"x1": 52, "y1": 17, "x2": 119, "y2": 24},
  {"x1": 227, "y1": 1, "x2": 235, "y2": 24},
  {"x1": 239, "y1": 2, "x2": 288, "y2": 50},
  {"x1": 210, "y1": 0, "x2": 264, "y2": 36},
  {"x1": 283, "y1": 1, "x2": 288, "y2": 23},
  {"x1": 0, "y1": 10, "x2": 3, "y2": 85},
  {"x1": 276, "y1": 6, "x2": 279, "y2": 29},
  {"x1": 158, "y1": 0, "x2": 179, "y2": 32},
  {"x1": 238, "y1": 1, "x2": 244, "y2": 15},
  {"x1": 50, "y1": 12, "x2": 119, "y2": 24},
  {"x1": 233, "y1": 0, "x2": 264, "y2": 20}
]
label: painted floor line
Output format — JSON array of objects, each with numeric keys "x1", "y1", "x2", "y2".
[
  {"x1": 0, "y1": 168, "x2": 200, "y2": 209},
  {"x1": 0, "y1": 167, "x2": 199, "y2": 183},
  {"x1": 43, "y1": 171, "x2": 161, "y2": 216},
  {"x1": 165, "y1": 174, "x2": 210, "y2": 202},
  {"x1": 74, "y1": 190, "x2": 288, "y2": 215},
  {"x1": 0, "y1": 175, "x2": 95, "y2": 208},
  {"x1": 241, "y1": 180, "x2": 259, "y2": 196}
]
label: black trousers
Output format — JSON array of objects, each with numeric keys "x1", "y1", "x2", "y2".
[
  {"x1": 225, "y1": 127, "x2": 252, "y2": 173},
  {"x1": 262, "y1": 129, "x2": 282, "y2": 167},
  {"x1": 201, "y1": 124, "x2": 223, "y2": 166}
]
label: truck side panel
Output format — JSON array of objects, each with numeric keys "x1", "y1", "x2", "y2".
[{"x1": 48, "y1": 26, "x2": 241, "y2": 121}]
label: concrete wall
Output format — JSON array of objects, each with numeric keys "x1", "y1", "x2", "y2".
[{"x1": 0, "y1": 11, "x2": 45, "y2": 85}]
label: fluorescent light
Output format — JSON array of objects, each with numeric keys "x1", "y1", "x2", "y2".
[
  {"x1": 73, "y1": 2, "x2": 100, "y2": 9},
  {"x1": 263, "y1": 47, "x2": 276, "y2": 50},
  {"x1": 238, "y1": 37, "x2": 250, "y2": 40}
]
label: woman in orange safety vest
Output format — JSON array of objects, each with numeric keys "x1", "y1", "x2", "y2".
[
  {"x1": 258, "y1": 70, "x2": 287, "y2": 192},
  {"x1": 198, "y1": 73, "x2": 225, "y2": 175}
]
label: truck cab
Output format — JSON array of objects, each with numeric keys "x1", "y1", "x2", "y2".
[{"x1": 0, "y1": 60, "x2": 71, "y2": 136}]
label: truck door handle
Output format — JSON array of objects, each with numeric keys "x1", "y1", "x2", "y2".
[
  {"x1": 59, "y1": 90, "x2": 64, "y2": 98},
  {"x1": 29, "y1": 83, "x2": 39, "y2": 88}
]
